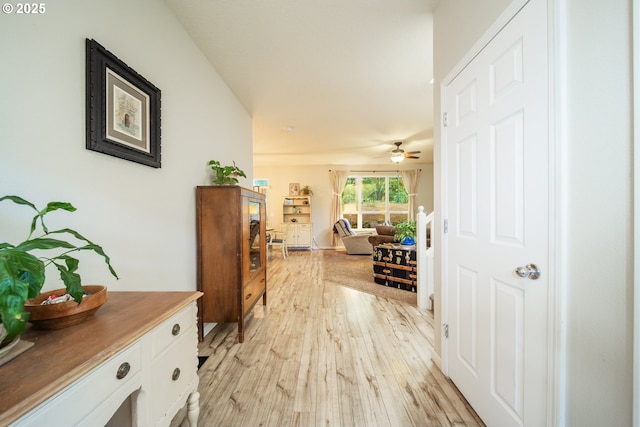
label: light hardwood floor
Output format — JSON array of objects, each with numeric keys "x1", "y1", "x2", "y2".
[{"x1": 187, "y1": 250, "x2": 484, "y2": 427}]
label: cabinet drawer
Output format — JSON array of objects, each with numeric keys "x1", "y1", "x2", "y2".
[
  {"x1": 151, "y1": 302, "x2": 197, "y2": 359},
  {"x1": 14, "y1": 342, "x2": 142, "y2": 427},
  {"x1": 149, "y1": 327, "x2": 198, "y2": 424},
  {"x1": 296, "y1": 223, "x2": 312, "y2": 232},
  {"x1": 243, "y1": 272, "x2": 265, "y2": 314}
]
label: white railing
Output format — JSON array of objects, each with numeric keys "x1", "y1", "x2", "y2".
[{"x1": 416, "y1": 206, "x2": 434, "y2": 310}]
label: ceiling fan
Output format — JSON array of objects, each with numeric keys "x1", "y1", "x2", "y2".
[{"x1": 389, "y1": 141, "x2": 420, "y2": 163}]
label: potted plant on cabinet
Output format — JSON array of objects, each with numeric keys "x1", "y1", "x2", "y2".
[
  {"x1": 0, "y1": 195, "x2": 118, "y2": 350},
  {"x1": 208, "y1": 160, "x2": 247, "y2": 185},
  {"x1": 300, "y1": 185, "x2": 313, "y2": 196},
  {"x1": 394, "y1": 220, "x2": 417, "y2": 246}
]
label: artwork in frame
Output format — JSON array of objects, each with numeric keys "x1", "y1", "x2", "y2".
[
  {"x1": 289, "y1": 183, "x2": 300, "y2": 196},
  {"x1": 85, "y1": 39, "x2": 161, "y2": 168}
]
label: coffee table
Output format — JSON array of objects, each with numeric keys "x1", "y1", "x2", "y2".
[{"x1": 372, "y1": 244, "x2": 417, "y2": 292}]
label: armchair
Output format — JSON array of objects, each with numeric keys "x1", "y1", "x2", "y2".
[{"x1": 333, "y1": 218, "x2": 373, "y2": 255}]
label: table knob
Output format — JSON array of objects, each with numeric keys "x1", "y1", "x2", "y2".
[{"x1": 116, "y1": 362, "x2": 130, "y2": 380}]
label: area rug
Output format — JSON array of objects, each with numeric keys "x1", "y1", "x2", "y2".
[{"x1": 321, "y1": 249, "x2": 417, "y2": 305}]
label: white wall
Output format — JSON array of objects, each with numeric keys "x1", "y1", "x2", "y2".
[
  {"x1": 564, "y1": 0, "x2": 633, "y2": 425},
  {"x1": 254, "y1": 163, "x2": 434, "y2": 248},
  {"x1": 433, "y1": 0, "x2": 513, "y2": 78},
  {"x1": 433, "y1": 0, "x2": 634, "y2": 425},
  {"x1": 0, "y1": 0, "x2": 253, "y2": 293}
]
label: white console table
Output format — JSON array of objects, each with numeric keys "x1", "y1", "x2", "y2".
[{"x1": 0, "y1": 291, "x2": 202, "y2": 427}]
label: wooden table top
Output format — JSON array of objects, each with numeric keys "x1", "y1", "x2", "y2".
[{"x1": 0, "y1": 291, "x2": 202, "y2": 425}]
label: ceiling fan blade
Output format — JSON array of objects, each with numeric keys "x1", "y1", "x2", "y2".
[
  {"x1": 405, "y1": 151, "x2": 421, "y2": 155},
  {"x1": 405, "y1": 155, "x2": 420, "y2": 159}
]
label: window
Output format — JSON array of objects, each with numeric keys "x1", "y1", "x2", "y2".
[{"x1": 341, "y1": 175, "x2": 408, "y2": 229}]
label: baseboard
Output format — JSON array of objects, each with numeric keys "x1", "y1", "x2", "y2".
[
  {"x1": 431, "y1": 352, "x2": 442, "y2": 371},
  {"x1": 203, "y1": 322, "x2": 216, "y2": 337}
]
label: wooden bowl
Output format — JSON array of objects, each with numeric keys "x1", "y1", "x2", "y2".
[{"x1": 24, "y1": 285, "x2": 107, "y2": 330}]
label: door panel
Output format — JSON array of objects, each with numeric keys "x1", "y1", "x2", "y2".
[
  {"x1": 490, "y1": 38, "x2": 523, "y2": 104},
  {"x1": 456, "y1": 266, "x2": 478, "y2": 373},
  {"x1": 491, "y1": 110, "x2": 524, "y2": 246},
  {"x1": 456, "y1": 136, "x2": 478, "y2": 238},
  {"x1": 492, "y1": 279, "x2": 524, "y2": 417}
]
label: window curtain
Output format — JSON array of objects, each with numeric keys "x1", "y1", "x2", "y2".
[
  {"x1": 329, "y1": 170, "x2": 349, "y2": 246},
  {"x1": 400, "y1": 169, "x2": 421, "y2": 221}
]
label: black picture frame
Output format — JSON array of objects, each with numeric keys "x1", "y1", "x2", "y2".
[{"x1": 86, "y1": 38, "x2": 161, "y2": 168}]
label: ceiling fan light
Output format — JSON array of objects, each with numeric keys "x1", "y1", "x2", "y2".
[{"x1": 390, "y1": 153, "x2": 404, "y2": 163}]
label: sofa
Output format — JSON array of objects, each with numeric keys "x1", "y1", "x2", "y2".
[
  {"x1": 368, "y1": 224, "x2": 432, "y2": 248},
  {"x1": 368, "y1": 225, "x2": 397, "y2": 248}
]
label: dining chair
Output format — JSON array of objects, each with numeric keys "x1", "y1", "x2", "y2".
[{"x1": 268, "y1": 223, "x2": 289, "y2": 259}]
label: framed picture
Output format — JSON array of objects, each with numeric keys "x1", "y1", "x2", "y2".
[
  {"x1": 289, "y1": 183, "x2": 300, "y2": 196},
  {"x1": 86, "y1": 39, "x2": 161, "y2": 168}
]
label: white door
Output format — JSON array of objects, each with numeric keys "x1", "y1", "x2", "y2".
[{"x1": 443, "y1": 1, "x2": 549, "y2": 426}]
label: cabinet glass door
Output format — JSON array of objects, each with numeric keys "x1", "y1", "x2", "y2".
[{"x1": 248, "y1": 200, "x2": 263, "y2": 273}]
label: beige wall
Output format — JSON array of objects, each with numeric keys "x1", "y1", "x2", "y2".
[
  {"x1": 0, "y1": 0, "x2": 253, "y2": 293},
  {"x1": 254, "y1": 163, "x2": 434, "y2": 248},
  {"x1": 433, "y1": 0, "x2": 634, "y2": 425}
]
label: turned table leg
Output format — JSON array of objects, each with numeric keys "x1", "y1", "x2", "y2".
[{"x1": 180, "y1": 391, "x2": 200, "y2": 427}]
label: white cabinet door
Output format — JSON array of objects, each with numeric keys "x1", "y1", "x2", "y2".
[
  {"x1": 295, "y1": 224, "x2": 312, "y2": 246},
  {"x1": 285, "y1": 224, "x2": 297, "y2": 245},
  {"x1": 286, "y1": 223, "x2": 312, "y2": 248}
]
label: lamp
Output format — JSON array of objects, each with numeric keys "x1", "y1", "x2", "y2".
[{"x1": 390, "y1": 152, "x2": 404, "y2": 163}]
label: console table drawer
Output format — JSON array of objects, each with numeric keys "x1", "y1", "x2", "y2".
[
  {"x1": 14, "y1": 342, "x2": 142, "y2": 427},
  {"x1": 151, "y1": 302, "x2": 197, "y2": 359},
  {"x1": 149, "y1": 327, "x2": 198, "y2": 423}
]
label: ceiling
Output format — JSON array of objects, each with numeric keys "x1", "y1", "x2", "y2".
[{"x1": 164, "y1": 0, "x2": 438, "y2": 167}]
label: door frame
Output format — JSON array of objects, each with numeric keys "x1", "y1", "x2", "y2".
[
  {"x1": 438, "y1": 1, "x2": 566, "y2": 425},
  {"x1": 633, "y1": 0, "x2": 639, "y2": 425}
]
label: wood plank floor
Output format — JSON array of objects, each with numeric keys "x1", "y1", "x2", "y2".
[{"x1": 180, "y1": 250, "x2": 485, "y2": 427}]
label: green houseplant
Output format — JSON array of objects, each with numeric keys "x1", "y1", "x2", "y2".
[
  {"x1": 0, "y1": 195, "x2": 118, "y2": 346},
  {"x1": 208, "y1": 160, "x2": 247, "y2": 185},
  {"x1": 300, "y1": 185, "x2": 313, "y2": 196},
  {"x1": 394, "y1": 220, "x2": 417, "y2": 245}
]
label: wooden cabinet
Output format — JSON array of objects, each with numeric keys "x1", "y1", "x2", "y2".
[
  {"x1": 0, "y1": 292, "x2": 202, "y2": 427},
  {"x1": 282, "y1": 196, "x2": 312, "y2": 249},
  {"x1": 196, "y1": 186, "x2": 267, "y2": 343}
]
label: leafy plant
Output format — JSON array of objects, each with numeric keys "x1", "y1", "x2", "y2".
[
  {"x1": 208, "y1": 160, "x2": 247, "y2": 185},
  {"x1": 301, "y1": 185, "x2": 313, "y2": 195},
  {"x1": 394, "y1": 220, "x2": 416, "y2": 244},
  {"x1": 0, "y1": 195, "x2": 118, "y2": 344}
]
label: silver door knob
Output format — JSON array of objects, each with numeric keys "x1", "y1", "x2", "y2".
[{"x1": 515, "y1": 264, "x2": 541, "y2": 280}]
